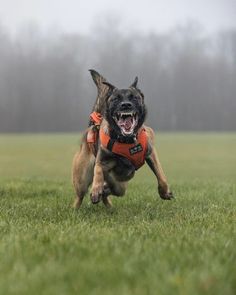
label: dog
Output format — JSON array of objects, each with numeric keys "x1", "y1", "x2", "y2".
[{"x1": 72, "y1": 70, "x2": 173, "y2": 209}]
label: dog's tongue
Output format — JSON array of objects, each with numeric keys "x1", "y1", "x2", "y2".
[
  {"x1": 120, "y1": 117, "x2": 133, "y2": 129},
  {"x1": 125, "y1": 117, "x2": 133, "y2": 129}
]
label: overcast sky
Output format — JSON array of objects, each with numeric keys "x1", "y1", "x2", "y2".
[{"x1": 0, "y1": 0, "x2": 235, "y2": 35}]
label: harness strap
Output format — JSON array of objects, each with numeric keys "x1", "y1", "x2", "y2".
[
  {"x1": 87, "y1": 111, "x2": 103, "y2": 143},
  {"x1": 107, "y1": 139, "x2": 115, "y2": 151},
  {"x1": 90, "y1": 111, "x2": 103, "y2": 126},
  {"x1": 100, "y1": 127, "x2": 148, "y2": 170},
  {"x1": 87, "y1": 112, "x2": 103, "y2": 155}
]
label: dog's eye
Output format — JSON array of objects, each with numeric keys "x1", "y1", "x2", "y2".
[
  {"x1": 129, "y1": 95, "x2": 134, "y2": 100},
  {"x1": 129, "y1": 95, "x2": 139, "y2": 101}
]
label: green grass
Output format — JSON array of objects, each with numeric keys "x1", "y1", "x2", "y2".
[{"x1": 0, "y1": 133, "x2": 235, "y2": 295}]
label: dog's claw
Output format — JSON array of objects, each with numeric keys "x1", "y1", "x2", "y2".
[
  {"x1": 158, "y1": 186, "x2": 174, "y2": 200},
  {"x1": 161, "y1": 191, "x2": 174, "y2": 200},
  {"x1": 90, "y1": 193, "x2": 102, "y2": 204},
  {"x1": 91, "y1": 185, "x2": 104, "y2": 204},
  {"x1": 91, "y1": 185, "x2": 111, "y2": 204}
]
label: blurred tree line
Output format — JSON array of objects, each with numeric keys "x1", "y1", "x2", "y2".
[{"x1": 0, "y1": 21, "x2": 235, "y2": 132}]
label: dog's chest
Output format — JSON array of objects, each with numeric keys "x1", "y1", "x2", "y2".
[
  {"x1": 101, "y1": 152, "x2": 136, "y2": 181},
  {"x1": 112, "y1": 155, "x2": 136, "y2": 181}
]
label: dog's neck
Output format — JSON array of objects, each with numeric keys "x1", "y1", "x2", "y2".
[{"x1": 109, "y1": 128, "x2": 137, "y2": 144}]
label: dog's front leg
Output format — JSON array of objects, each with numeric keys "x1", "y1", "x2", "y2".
[
  {"x1": 91, "y1": 150, "x2": 104, "y2": 204},
  {"x1": 146, "y1": 147, "x2": 173, "y2": 200}
]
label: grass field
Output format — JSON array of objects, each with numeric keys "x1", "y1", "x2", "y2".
[{"x1": 0, "y1": 133, "x2": 235, "y2": 295}]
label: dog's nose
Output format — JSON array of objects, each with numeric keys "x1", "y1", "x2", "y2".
[{"x1": 121, "y1": 102, "x2": 132, "y2": 109}]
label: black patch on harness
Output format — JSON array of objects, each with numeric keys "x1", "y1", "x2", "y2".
[{"x1": 129, "y1": 144, "x2": 143, "y2": 155}]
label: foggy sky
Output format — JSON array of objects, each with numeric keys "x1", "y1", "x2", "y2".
[
  {"x1": 0, "y1": 0, "x2": 236, "y2": 132},
  {"x1": 0, "y1": 0, "x2": 235, "y2": 35}
]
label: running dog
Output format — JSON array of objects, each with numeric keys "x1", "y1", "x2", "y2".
[{"x1": 72, "y1": 70, "x2": 173, "y2": 208}]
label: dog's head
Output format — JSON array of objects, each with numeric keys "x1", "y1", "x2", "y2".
[{"x1": 103, "y1": 77, "x2": 147, "y2": 138}]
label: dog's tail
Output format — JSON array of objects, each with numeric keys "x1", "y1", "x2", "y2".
[{"x1": 89, "y1": 69, "x2": 110, "y2": 114}]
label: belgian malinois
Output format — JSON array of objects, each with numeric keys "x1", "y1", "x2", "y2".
[{"x1": 72, "y1": 70, "x2": 173, "y2": 209}]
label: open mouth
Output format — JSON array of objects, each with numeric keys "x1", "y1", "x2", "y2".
[{"x1": 114, "y1": 111, "x2": 138, "y2": 136}]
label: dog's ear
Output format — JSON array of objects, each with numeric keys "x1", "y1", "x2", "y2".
[
  {"x1": 89, "y1": 69, "x2": 106, "y2": 87},
  {"x1": 89, "y1": 69, "x2": 111, "y2": 112},
  {"x1": 102, "y1": 82, "x2": 117, "y2": 98},
  {"x1": 130, "y1": 76, "x2": 138, "y2": 89},
  {"x1": 102, "y1": 81, "x2": 116, "y2": 91},
  {"x1": 130, "y1": 76, "x2": 144, "y2": 101}
]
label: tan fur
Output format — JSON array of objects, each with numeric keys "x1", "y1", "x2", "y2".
[{"x1": 72, "y1": 136, "x2": 95, "y2": 209}]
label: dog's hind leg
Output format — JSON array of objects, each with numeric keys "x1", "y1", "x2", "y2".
[{"x1": 72, "y1": 142, "x2": 95, "y2": 209}]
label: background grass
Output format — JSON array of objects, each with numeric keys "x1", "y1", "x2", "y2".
[{"x1": 0, "y1": 133, "x2": 235, "y2": 295}]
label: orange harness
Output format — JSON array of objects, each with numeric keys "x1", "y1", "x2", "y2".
[
  {"x1": 100, "y1": 127, "x2": 148, "y2": 170},
  {"x1": 90, "y1": 112, "x2": 103, "y2": 125},
  {"x1": 87, "y1": 112, "x2": 103, "y2": 144},
  {"x1": 87, "y1": 112, "x2": 148, "y2": 169}
]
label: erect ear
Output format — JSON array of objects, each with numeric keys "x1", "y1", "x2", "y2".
[
  {"x1": 89, "y1": 69, "x2": 106, "y2": 87},
  {"x1": 130, "y1": 76, "x2": 138, "y2": 88},
  {"x1": 102, "y1": 81, "x2": 117, "y2": 98},
  {"x1": 102, "y1": 81, "x2": 116, "y2": 91},
  {"x1": 129, "y1": 76, "x2": 144, "y2": 101}
]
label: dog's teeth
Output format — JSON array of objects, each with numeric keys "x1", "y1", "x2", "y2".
[
  {"x1": 124, "y1": 112, "x2": 133, "y2": 116},
  {"x1": 117, "y1": 112, "x2": 136, "y2": 119}
]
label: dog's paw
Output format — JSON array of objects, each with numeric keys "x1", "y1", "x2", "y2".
[
  {"x1": 158, "y1": 186, "x2": 174, "y2": 200},
  {"x1": 90, "y1": 185, "x2": 103, "y2": 204},
  {"x1": 90, "y1": 192, "x2": 102, "y2": 204},
  {"x1": 161, "y1": 191, "x2": 174, "y2": 200}
]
